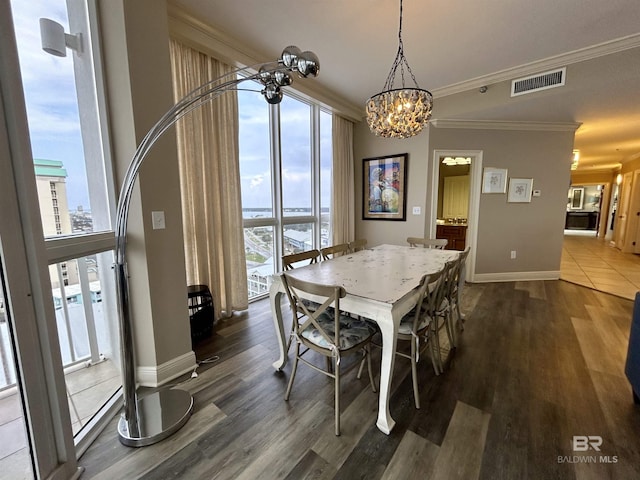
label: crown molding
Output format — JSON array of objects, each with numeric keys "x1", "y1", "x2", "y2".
[
  {"x1": 166, "y1": 3, "x2": 363, "y2": 122},
  {"x1": 432, "y1": 34, "x2": 640, "y2": 98},
  {"x1": 430, "y1": 119, "x2": 582, "y2": 132},
  {"x1": 572, "y1": 166, "x2": 622, "y2": 175}
]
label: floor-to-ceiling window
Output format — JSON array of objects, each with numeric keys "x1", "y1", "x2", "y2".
[
  {"x1": 6, "y1": 0, "x2": 120, "y2": 461},
  {"x1": 239, "y1": 82, "x2": 332, "y2": 300}
]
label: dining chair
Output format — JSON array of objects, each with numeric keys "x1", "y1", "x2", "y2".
[
  {"x1": 450, "y1": 247, "x2": 470, "y2": 333},
  {"x1": 348, "y1": 239, "x2": 368, "y2": 253},
  {"x1": 394, "y1": 269, "x2": 445, "y2": 408},
  {"x1": 406, "y1": 237, "x2": 448, "y2": 249},
  {"x1": 321, "y1": 243, "x2": 349, "y2": 260},
  {"x1": 433, "y1": 260, "x2": 459, "y2": 354},
  {"x1": 282, "y1": 273, "x2": 377, "y2": 436},
  {"x1": 282, "y1": 249, "x2": 321, "y2": 353}
]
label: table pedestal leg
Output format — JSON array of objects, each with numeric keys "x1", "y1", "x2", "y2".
[
  {"x1": 269, "y1": 281, "x2": 287, "y2": 371},
  {"x1": 375, "y1": 316, "x2": 397, "y2": 435}
]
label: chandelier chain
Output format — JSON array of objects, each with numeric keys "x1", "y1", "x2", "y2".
[
  {"x1": 365, "y1": 0, "x2": 432, "y2": 138},
  {"x1": 383, "y1": 0, "x2": 420, "y2": 91}
]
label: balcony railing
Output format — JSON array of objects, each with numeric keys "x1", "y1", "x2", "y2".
[{"x1": 0, "y1": 254, "x2": 121, "y2": 436}]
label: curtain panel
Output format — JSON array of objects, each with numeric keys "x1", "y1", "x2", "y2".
[
  {"x1": 169, "y1": 39, "x2": 248, "y2": 319},
  {"x1": 331, "y1": 115, "x2": 355, "y2": 244}
]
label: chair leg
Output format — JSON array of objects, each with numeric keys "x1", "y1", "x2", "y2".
[
  {"x1": 356, "y1": 350, "x2": 366, "y2": 379},
  {"x1": 285, "y1": 343, "x2": 300, "y2": 401},
  {"x1": 367, "y1": 345, "x2": 377, "y2": 393},
  {"x1": 444, "y1": 308, "x2": 457, "y2": 349},
  {"x1": 285, "y1": 328, "x2": 293, "y2": 353},
  {"x1": 411, "y1": 338, "x2": 420, "y2": 409},
  {"x1": 431, "y1": 321, "x2": 444, "y2": 374},
  {"x1": 334, "y1": 357, "x2": 341, "y2": 436},
  {"x1": 456, "y1": 297, "x2": 465, "y2": 330}
]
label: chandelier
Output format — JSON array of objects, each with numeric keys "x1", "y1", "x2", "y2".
[{"x1": 366, "y1": 0, "x2": 433, "y2": 139}]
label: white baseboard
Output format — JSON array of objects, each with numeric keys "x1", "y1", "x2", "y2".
[
  {"x1": 137, "y1": 350, "x2": 197, "y2": 387},
  {"x1": 472, "y1": 271, "x2": 560, "y2": 283}
]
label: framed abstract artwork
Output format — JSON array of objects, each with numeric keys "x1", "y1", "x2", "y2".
[{"x1": 363, "y1": 153, "x2": 407, "y2": 220}]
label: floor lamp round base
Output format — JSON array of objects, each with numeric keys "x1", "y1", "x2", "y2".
[{"x1": 117, "y1": 389, "x2": 194, "y2": 447}]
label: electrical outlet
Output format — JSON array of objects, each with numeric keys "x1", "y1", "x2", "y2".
[
  {"x1": 412, "y1": 206, "x2": 421, "y2": 215},
  {"x1": 510, "y1": 250, "x2": 517, "y2": 259},
  {"x1": 152, "y1": 211, "x2": 166, "y2": 230}
]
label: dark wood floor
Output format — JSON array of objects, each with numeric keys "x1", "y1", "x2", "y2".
[{"x1": 78, "y1": 280, "x2": 640, "y2": 479}]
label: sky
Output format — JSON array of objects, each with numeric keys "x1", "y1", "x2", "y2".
[
  {"x1": 237, "y1": 82, "x2": 332, "y2": 212},
  {"x1": 10, "y1": 0, "x2": 332, "y2": 215},
  {"x1": 11, "y1": 0, "x2": 90, "y2": 210}
]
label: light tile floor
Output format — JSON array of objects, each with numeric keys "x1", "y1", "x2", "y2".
[{"x1": 561, "y1": 230, "x2": 640, "y2": 300}]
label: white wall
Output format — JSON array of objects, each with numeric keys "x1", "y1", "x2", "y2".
[
  {"x1": 354, "y1": 120, "x2": 577, "y2": 281},
  {"x1": 100, "y1": 0, "x2": 195, "y2": 384},
  {"x1": 354, "y1": 123, "x2": 434, "y2": 246}
]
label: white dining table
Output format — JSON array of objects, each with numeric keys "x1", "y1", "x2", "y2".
[{"x1": 268, "y1": 243, "x2": 460, "y2": 435}]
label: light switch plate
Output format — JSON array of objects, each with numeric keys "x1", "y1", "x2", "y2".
[
  {"x1": 152, "y1": 211, "x2": 166, "y2": 230},
  {"x1": 412, "y1": 206, "x2": 421, "y2": 215}
]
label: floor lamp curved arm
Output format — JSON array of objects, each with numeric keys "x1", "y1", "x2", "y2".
[{"x1": 114, "y1": 46, "x2": 319, "y2": 447}]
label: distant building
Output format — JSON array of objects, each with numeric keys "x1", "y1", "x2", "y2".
[
  {"x1": 34, "y1": 159, "x2": 72, "y2": 237},
  {"x1": 247, "y1": 257, "x2": 273, "y2": 298},
  {"x1": 283, "y1": 229, "x2": 312, "y2": 252},
  {"x1": 34, "y1": 159, "x2": 76, "y2": 288}
]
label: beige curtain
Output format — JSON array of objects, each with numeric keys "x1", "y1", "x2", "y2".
[
  {"x1": 169, "y1": 39, "x2": 248, "y2": 319},
  {"x1": 331, "y1": 115, "x2": 356, "y2": 244}
]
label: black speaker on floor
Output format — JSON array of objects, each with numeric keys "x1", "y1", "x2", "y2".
[{"x1": 187, "y1": 284, "x2": 214, "y2": 346}]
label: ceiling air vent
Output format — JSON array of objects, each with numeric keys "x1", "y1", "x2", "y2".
[{"x1": 511, "y1": 67, "x2": 566, "y2": 97}]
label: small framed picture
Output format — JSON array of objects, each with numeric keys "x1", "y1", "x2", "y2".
[
  {"x1": 482, "y1": 167, "x2": 508, "y2": 194},
  {"x1": 507, "y1": 178, "x2": 533, "y2": 203}
]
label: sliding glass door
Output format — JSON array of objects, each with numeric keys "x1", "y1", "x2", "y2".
[
  {"x1": 0, "y1": 257, "x2": 34, "y2": 479},
  {"x1": 2, "y1": 0, "x2": 120, "y2": 474}
]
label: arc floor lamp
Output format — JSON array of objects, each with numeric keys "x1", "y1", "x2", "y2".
[{"x1": 114, "y1": 46, "x2": 320, "y2": 446}]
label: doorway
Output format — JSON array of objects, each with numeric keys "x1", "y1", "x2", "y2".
[
  {"x1": 564, "y1": 184, "x2": 607, "y2": 236},
  {"x1": 430, "y1": 149, "x2": 483, "y2": 282}
]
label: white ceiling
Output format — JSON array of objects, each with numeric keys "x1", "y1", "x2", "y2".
[{"x1": 174, "y1": 0, "x2": 640, "y2": 173}]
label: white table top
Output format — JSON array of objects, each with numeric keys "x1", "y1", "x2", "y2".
[{"x1": 281, "y1": 244, "x2": 459, "y2": 304}]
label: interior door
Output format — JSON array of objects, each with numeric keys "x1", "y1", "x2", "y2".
[
  {"x1": 442, "y1": 175, "x2": 470, "y2": 219},
  {"x1": 431, "y1": 150, "x2": 483, "y2": 282},
  {"x1": 631, "y1": 170, "x2": 640, "y2": 254},
  {"x1": 615, "y1": 172, "x2": 633, "y2": 249}
]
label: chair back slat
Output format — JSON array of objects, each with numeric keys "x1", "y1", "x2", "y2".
[
  {"x1": 407, "y1": 237, "x2": 448, "y2": 249},
  {"x1": 348, "y1": 239, "x2": 368, "y2": 253},
  {"x1": 282, "y1": 249, "x2": 320, "y2": 270},
  {"x1": 321, "y1": 243, "x2": 349, "y2": 260}
]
